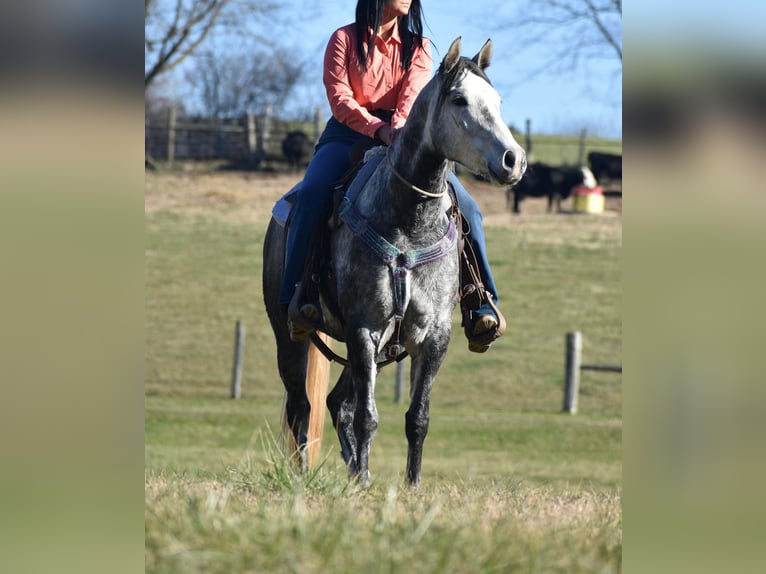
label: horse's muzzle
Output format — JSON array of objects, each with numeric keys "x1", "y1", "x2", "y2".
[{"x1": 492, "y1": 149, "x2": 527, "y2": 185}]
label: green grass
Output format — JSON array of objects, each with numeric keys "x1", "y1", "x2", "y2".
[
  {"x1": 509, "y1": 130, "x2": 622, "y2": 166},
  {"x1": 145, "y1": 176, "x2": 621, "y2": 572},
  {"x1": 146, "y1": 436, "x2": 621, "y2": 573}
]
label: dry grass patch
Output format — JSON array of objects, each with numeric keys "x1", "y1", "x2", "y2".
[
  {"x1": 145, "y1": 469, "x2": 621, "y2": 574},
  {"x1": 145, "y1": 170, "x2": 622, "y2": 231}
]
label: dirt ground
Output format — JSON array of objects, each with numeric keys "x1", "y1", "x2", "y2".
[{"x1": 145, "y1": 165, "x2": 622, "y2": 230}]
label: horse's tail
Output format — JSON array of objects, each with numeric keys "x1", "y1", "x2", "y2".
[
  {"x1": 280, "y1": 334, "x2": 330, "y2": 468},
  {"x1": 305, "y1": 333, "x2": 330, "y2": 467}
]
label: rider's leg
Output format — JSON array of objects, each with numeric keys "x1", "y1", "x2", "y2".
[
  {"x1": 449, "y1": 173, "x2": 500, "y2": 311},
  {"x1": 449, "y1": 173, "x2": 503, "y2": 348},
  {"x1": 279, "y1": 140, "x2": 353, "y2": 306}
]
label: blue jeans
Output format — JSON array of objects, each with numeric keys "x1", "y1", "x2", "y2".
[
  {"x1": 279, "y1": 117, "x2": 499, "y2": 315},
  {"x1": 279, "y1": 117, "x2": 372, "y2": 304}
]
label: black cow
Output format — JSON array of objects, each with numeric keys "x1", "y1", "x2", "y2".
[
  {"x1": 507, "y1": 162, "x2": 596, "y2": 214},
  {"x1": 587, "y1": 151, "x2": 622, "y2": 184},
  {"x1": 281, "y1": 130, "x2": 314, "y2": 171}
]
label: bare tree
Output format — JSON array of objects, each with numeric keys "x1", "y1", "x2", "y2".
[
  {"x1": 499, "y1": 0, "x2": 621, "y2": 80},
  {"x1": 144, "y1": 0, "x2": 280, "y2": 88},
  {"x1": 188, "y1": 48, "x2": 306, "y2": 118}
]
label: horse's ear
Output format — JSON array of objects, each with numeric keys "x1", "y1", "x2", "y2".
[
  {"x1": 472, "y1": 39, "x2": 493, "y2": 70},
  {"x1": 442, "y1": 37, "x2": 462, "y2": 74}
]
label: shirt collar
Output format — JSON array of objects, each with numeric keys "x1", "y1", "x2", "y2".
[{"x1": 369, "y1": 24, "x2": 402, "y2": 46}]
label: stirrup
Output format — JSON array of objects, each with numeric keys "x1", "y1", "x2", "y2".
[
  {"x1": 467, "y1": 314, "x2": 499, "y2": 353},
  {"x1": 287, "y1": 282, "x2": 321, "y2": 342},
  {"x1": 466, "y1": 300, "x2": 506, "y2": 353}
]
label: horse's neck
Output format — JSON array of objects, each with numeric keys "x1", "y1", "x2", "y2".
[
  {"x1": 385, "y1": 116, "x2": 449, "y2": 228},
  {"x1": 349, "y1": 83, "x2": 449, "y2": 239}
]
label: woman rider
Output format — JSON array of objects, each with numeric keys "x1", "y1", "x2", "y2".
[{"x1": 281, "y1": 0, "x2": 503, "y2": 352}]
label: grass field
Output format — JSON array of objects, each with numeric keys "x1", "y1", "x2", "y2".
[{"x1": 145, "y1": 166, "x2": 622, "y2": 573}]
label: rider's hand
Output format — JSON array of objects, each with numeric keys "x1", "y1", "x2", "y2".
[{"x1": 376, "y1": 125, "x2": 393, "y2": 146}]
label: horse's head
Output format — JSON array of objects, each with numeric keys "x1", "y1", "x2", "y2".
[{"x1": 431, "y1": 37, "x2": 526, "y2": 185}]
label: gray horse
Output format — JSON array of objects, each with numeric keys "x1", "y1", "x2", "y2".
[{"x1": 263, "y1": 37, "x2": 526, "y2": 486}]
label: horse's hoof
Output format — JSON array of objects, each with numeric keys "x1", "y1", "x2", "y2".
[{"x1": 467, "y1": 314, "x2": 500, "y2": 353}]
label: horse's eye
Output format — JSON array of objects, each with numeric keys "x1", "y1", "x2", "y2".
[{"x1": 451, "y1": 94, "x2": 468, "y2": 107}]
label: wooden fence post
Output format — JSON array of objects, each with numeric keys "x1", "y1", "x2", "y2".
[
  {"x1": 314, "y1": 106, "x2": 323, "y2": 144},
  {"x1": 578, "y1": 128, "x2": 587, "y2": 165},
  {"x1": 167, "y1": 105, "x2": 177, "y2": 167},
  {"x1": 231, "y1": 320, "x2": 245, "y2": 399},
  {"x1": 563, "y1": 331, "x2": 581, "y2": 414},
  {"x1": 394, "y1": 359, "x2": 406, "y2": 404},
  {"x1": 247, "y1": 113, "x2": 256, "y2": 156},
  {"x1": 525, "y1": 118, "x2": 533, "y2": 161},
  {"x1": 255, "y1": 105, "x2": 272, "y2": 164}
]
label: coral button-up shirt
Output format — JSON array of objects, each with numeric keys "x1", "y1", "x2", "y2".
[{"x1": 323, "y1": 23, "x2": 433, "y2": 139}]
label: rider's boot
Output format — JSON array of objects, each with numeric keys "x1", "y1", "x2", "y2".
[
  {"x1": 287, "y1": 281, "x2": 321, "y2": 342},
  {"x1": 466, "y1": 301, "x2": 505, "y2": 353},
  {"x1": 468, "y1": 316, "x2": 498, "y2": 353}
]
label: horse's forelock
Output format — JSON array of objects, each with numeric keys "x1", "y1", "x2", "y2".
[{"x1": 437, "y1": 56, "x2": 492, "y2": 104}]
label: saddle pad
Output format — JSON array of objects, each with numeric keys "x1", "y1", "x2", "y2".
[
  {"x1": 272, "y1": 146, "x2": 386, "y2": 227},
  {"x1": 271, "y1": 183, "x2": 301, "y2": 227}
]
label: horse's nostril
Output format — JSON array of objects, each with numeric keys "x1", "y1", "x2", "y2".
[{"x1": 503, "y1": 150, "x2": 515, "y2": 170}]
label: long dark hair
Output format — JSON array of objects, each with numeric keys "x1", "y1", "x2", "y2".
[{"x1": 355, "y1": 0, "x2": 424, "y2": 72}]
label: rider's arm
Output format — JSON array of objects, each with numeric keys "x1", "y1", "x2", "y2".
[{"x1": 323, "y1": 26, "x2": 388, "y2": 139}]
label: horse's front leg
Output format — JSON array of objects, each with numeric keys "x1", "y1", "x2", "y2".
[
  {"x1": 346, "y1": 326, "x2": 379, "y2": 486},
  {"x1": 405, "y1": 329, "x2": 450, "y2": 486}
]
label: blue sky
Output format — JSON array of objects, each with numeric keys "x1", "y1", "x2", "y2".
[
  {"x1": 626, "y1": 0, "x2": 766, "y2": 44},
  {"x1": 279, "y1": 0, "x2": 623, "y2": 138},
  {"x1": 161, "y1": 0, "x2": 622, "y2": 138}
]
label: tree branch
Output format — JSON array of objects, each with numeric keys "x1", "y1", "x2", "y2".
[
  {"x1": 145, "y1": 0, "x2": 229, "y2": 88},
  {"x1": 583, "y1": 0, "x2": 622, "y2": 60},
  {"x1": 494, "y1": 0, "x2": 622, "y2": 76}
]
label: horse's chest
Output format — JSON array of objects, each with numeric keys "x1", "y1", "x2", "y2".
[
  {"x1": 333, "y1": 236, "x2": 457, "y2": 312},
  {"x1": 330, "y1": 193, "x2": 459, "y2": 345}
]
